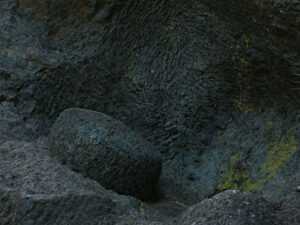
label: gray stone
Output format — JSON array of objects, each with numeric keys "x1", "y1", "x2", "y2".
[
  {"x1": 175, "y1": 190, "x2": 282, "y2": 225},
  {"x1": 0, "y1": 139, "x2": 162, "y2": 225},
  {"x1": 0, "y1": 0, "x2": 300, "y2": 224},
  {"x1": 1, "y1": 0, "x2": 299, "y2": 203},
  {"x1": 48, "y1": 108, "x2": 162, "y2": 199}
]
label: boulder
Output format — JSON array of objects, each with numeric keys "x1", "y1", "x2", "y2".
[
  {"x1": 48, "y1": 108, "x2": 162, "y2": 199},
  {"x1": 0, "y1": 139, "x2": 162, "y2": 225},
  {"x1": 175, "y1": 190, "x2": 282, "y2": 225}
]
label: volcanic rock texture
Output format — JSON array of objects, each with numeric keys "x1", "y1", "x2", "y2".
[
  {"x1": 0, "y1": 0, "x2": 299, "y2": 224},
  {"x1": 48, "y1": 108, "x2": 162, "y2": 199}
]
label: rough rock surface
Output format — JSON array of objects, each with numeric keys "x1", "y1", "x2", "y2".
[
  {"x1": 0, "y1": 0, "x2": 297, "y2": 203},
  {"x1": 1, "y1": 0, "x2": 299, "y2": 200},
  {"x1": 175, "y1": 190, "x2": 282, "y2": 225},
  {"x1": 0, "y1": 138, "x2": 163, "y2": 225},
  {"x1": 0, "y1": 0, "x2": 300, "y2": 224},
  {"x1": 48, "y1": 108, "x2": 162, "y2": 199}
]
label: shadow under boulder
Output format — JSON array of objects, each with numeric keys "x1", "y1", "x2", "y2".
[{"x1": 48, "y1": 108, "x2": 162, "y2": 199}]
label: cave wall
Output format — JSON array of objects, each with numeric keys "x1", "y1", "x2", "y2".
[{"x1": 0, "y1": 0, "x2": 299, "y2": 203}]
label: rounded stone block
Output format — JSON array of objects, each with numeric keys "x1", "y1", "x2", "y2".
[{"x1": 48, "y1": 108, "x2": 162, "y2": 199}]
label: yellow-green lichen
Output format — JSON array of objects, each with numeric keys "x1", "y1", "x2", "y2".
[
  {"x1": 233, "y1": 99, "x2": 254, "y2": 112},
  {"x1": 245, "y1": 38, "x2": 250, "y2": 48},
  {"x1": 218, "y1": 132, "x2": 298, "y2": 195},
  {"x1": 233, "y1": 57, "x2": 255, "y2": 75},
  {"x1": 140, "y1": 202, "x2": 146, "y2": 216},
  {"x1": 261, "y1": 132, "x2": 298, "y2": 183},
  {"x1": 218, "y1": 153, "x2": 261, "y2": 193},
  {"x1": 232, "y1": 55, "x2": 271, "y2": 113},
  {"x1": 264, "y1": 122, "x2": 273, "y2": 131}
]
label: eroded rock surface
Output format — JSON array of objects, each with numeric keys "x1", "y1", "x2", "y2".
[
  {"x1": 175, "y1": 190, "x2": 282, "y2": 225},
  {"x1": 0, "y1": 139, "x2": 163, "y2": 225},
  {"x1": 0, "y1": 0, "x2": 299, "y2": 224},
  {"x1": 48, "y1": 108, "x2": 162, "y2": 199}
]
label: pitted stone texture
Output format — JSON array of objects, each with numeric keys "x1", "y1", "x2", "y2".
[
  {"x1": 0, "y1": 139, "x2": 163, "y2": 225},
  {"x1": 48, "y1": 108, "x2": 162, "y2": 199},
  {"x1": 175, "y1": 190, "x2": 282, "y2": 225}
]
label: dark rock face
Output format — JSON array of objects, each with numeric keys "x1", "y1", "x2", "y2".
[
  {"x1": 0, "y1": 0, "x2": 300, "y2": 224},
  {"x1": 2, "y1": 0, "x2": 299, "y2": 202},
  {"x1": 48, "y1": 108, "x2": 162, "y2": 199},
  {"x1": 175, "y1": 190, "x2": 282, "y2": 225}
]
